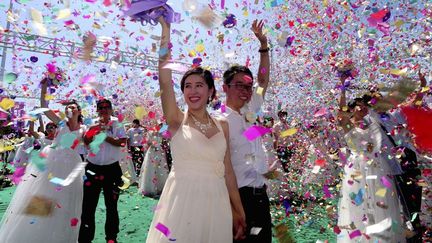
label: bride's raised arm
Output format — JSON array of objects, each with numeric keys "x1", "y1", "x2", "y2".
[{"x1": 157, "y1": 17, "x2": 183, "y2": 132}]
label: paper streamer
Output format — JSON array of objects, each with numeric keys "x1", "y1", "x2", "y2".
[
  {"x1": 49, "y1": 162, "x2": 87, "y2": 186},
  {"x1": 365, "y1": 217, "x2": 392, "y2": 235}
]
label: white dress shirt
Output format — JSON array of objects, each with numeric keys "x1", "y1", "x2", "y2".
[
  {"x1": 127, "y1": 127, "x2": 145, "y2": 146},
  {"x1": 87, "y1": 117, "x2": 127, "y2": 165},
  {"x1": 217, "y1": 91, "x2": 268, "y2": 188}
]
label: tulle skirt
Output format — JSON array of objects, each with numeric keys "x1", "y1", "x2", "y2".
[
  {"x1": 138, "y1": 146, "x2": 169, "y2": 196},
  {"x1": 145, "y1": 169, "x2": 232, "y2": 243},
  {"x1": 0, "y1": 146, "x2": 84, "y2": 243}
]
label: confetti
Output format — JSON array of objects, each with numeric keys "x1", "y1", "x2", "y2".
[
  {"x1": 155, "y1": 222, "x2": 170, "y2": 237},
  {"x1": 4, "y1": 73, "x2": 18, "y2": 84},
  {"x1": 380, "y1": 176, "x2": 392, "y2": 189},
  {"x1": 375, "y1": 188, "x2": 387, "y2": 197},
  {"x1": 365, "y1": 217, "x2": 392, "y2": 235},
  {"x1": 23, "y1": 195, "x2": 55, "y2": 216},
  {"x1": 70, "y1": 218, "x2": 79, "y2": 227},
  {"x1": 348, "y1": 229, "x2": 362, "y2": 239},
  {"x1": 280, "y1": 128, "x2": 297, "y2": 137},
  {"x1": 0, "y1": 98, "x2": 15, "y2": 110},
  {"x1": 243, "y1": 125, "x2": 271, "y2": 141}
]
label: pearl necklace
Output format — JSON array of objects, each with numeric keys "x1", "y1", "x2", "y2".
[{"x1": 189, "y1": 112, "x2": 212, "y2": 134}]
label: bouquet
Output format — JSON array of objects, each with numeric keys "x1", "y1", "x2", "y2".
[
  {"x1": 123, "y1": 0, "x2": 180, "y2": 26},
  {"x1": 43, "y1": 62, "x2": 68, "y2": 87},
  {"x1": 334, "y1": 59, "x2": 356, "y2": 78}
]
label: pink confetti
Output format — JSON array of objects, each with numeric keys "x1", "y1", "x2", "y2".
[
  {"x1": 80, "y1": 74, "x2": 95, "y2": 84},
  {"x1": 339, "y1": 151, "x2": 347, "y2": 164},
  {"x1": 323, "y1": 185, "x2": 331, "y2": 199},
  {"x1": 349, "y1": 229, "x2": 362, "y2": 239},
  {"x1": 313, "y1": 107, "x2": 327, "y2": 117},
  {"x1": 161, "y1": 130, "x2": 171, "y2": 139},
  {"x1": 70, "y1": 218, "x2": 79, "y2": 227},
  {"x1": 11, "y1": 167, "x2": 26, "y2": 185},
  {"x1": 220, "y1": 103, "x2": 226, "y2": 113},
  {"x1": 380, "y1": 176, "x2": 392, "y2": 189},
  {"x1": 243, "y1": 125, "x2": 271, "y2": 141},
  {"x1": 221, "y1": 0, "x2": 225, "y2": 9},
  {"x1": 148, "y1": 111, "x2": 156, "y2": 119},
  {"x1": 117, "y1": 113, "x2": 124, "y2": 122},
  {"x1": 64, "y1": 20, "x2": 75, "y2": 26},
  {"x1": 155, "y1": 222, "x2": 170, "y2": 237},
  {"x1": 103, "y1": 0, "x2": 112, "y2": 7}
]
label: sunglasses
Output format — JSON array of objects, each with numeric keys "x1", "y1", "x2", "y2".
[
  {"x1": 228, "y1": 83, "x2": 253, "y2": 92},
  {"x1": 46, "y1": 125, "x2": 57, "y2": 129},
  {"x1": 97, "y1": 106, "x2": 111, "y2": 110}
]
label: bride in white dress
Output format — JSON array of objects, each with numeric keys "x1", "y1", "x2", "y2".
[
  {"x1": 336, "y1": 76, "x2": 405, "y2": 243},
  {"x1": 138, "y1": 129, "x2": 169, "y2": 197},
  {"x1": 0, "y1": 81, "x2": 86, "y2": 243},
  {"x1": 145, "y1": 17, "x2": 246, "y2": 242}
]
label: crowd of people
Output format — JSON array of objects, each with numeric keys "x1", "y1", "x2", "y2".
[{"x1": 0, "y1": 10, "x2": 431, "y2": 243}]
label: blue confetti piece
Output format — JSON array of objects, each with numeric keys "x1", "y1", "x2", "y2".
[
  {"x1": 50, "y1": 177, "x2": 64, "y2": 185},
  {"x1": 354, "y1": 188, "x2": 364, "y2": 206},
  {"x1": 283, "y1": 199, "x2": 292, "y2": 213},
  {"x1": 159, "y1": 124, "x2": 169, "y2": 134}
]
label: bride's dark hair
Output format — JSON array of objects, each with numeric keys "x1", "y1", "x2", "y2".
[{"x1": 64, "y1": 99, "x2": 84, "y2": 124}]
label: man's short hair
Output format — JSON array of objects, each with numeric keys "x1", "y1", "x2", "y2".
[
  {"x1": 223, "y1": 65, "x2": 253, "y2": 85},
  {"x1": 96, "y1": 99, "x2": 112, "y2": 109},
  {"x1": 132, "y1": 119, "x2": 140, "y2": 125},
  {"x1": 277, "y1": 110, "x2": 288, "y2": 118},
  {"x1": 347, "y1": 97, "x2": 365, "y2": 110}
]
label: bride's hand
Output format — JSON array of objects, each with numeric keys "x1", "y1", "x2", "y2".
[
  {"x1": 339, "y1": 74, "x2": 348, "y2": 85},
  {"x1": 157, "y1": 15, "x2": 170, "y2": 28},
  {"x1": 233, "y1": 210, "x2": 247, "y2": 240}
]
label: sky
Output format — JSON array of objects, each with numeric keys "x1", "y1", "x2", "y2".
[
  {"x1": 0, "y1": 0, "x2": 431, "y2": 123},
  {"x1": 0, "y1": 0, "x2": 276, "y2": 121}
]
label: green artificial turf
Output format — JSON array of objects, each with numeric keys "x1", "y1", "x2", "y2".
[{"x1": 0, "y1": 185, "x2": 336, "y2": 243}]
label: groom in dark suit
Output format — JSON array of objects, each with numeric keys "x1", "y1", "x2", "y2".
[{"x1": 79, "y1": 99, "x2": 127, "y2": 243}]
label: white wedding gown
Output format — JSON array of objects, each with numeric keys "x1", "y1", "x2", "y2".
[
  {"x1": 337, "y1": 124, "x2": 405, "y2": 242},
  {"x1": 138, "y1": 132, "x2": 169, "y2": 196},
  {"x1": 0, "y1": 125, "x2": 85, "y2": 243}
]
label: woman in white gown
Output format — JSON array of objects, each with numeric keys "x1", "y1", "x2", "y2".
[
  {"x1": 145, "y1": 17, "x2": 246, "y2": 243},
  {"x1": 138, "y1": 129, "x2": 169, "y2": 197},
  {"x1": 11, "y1": 135, "x2": 35, "y2": 169},
  {"x1": 0, "y1": 81, "x2": 86, "y2": 243},
  {"x1": 12, "y1": 120, "x2": 57, "y2": 169},
  {"x1": 336, "y1": 76, "x2": 405, "y2": 243}
]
